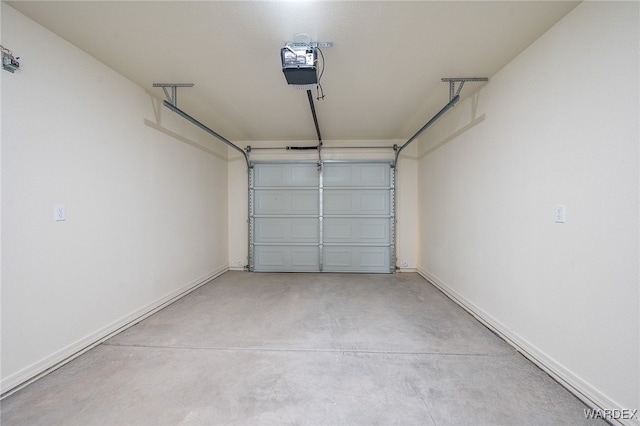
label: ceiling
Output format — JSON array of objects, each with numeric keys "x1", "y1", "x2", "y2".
[{"x1": 8, "y1": 1, "x2": 580, "y2": 143}]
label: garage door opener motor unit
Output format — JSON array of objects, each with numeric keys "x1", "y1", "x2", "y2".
[
  {"x1": 281, "y1": 34, "x2": 332, "y2": 87},
  {"x1": 281, "y1": 44, "x2": 317, "y2": 86}
]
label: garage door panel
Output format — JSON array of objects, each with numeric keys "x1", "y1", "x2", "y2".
[
  {"x1": 254, "y1": 246, "x2": 320, "y2": 272},
  {"x1": 324, "y1": 218, "x2": 389, "y2": 244},
  {"x1": 359, "y1": 247, "x2": 390, "y2": 268},
  {"x1": 323, "y1": 246, "x2": 391, "y2": 273},
  {"x1": 250, "y1": 162, "x2": 393, "y2": 273},
  {"x1": 360, "y1": 191, "x2": 390, "y2": 213},
  {"x1": 323, "y1": 163, "x2": 390, "y2": 187},
  {"x1": 254, "y1": 163, "x2": 319, "y2": 187},
  {"x1": 291, "y1": 165, "x2": 319, "y2": 186},
  {"x1": 291, "y1": 248, "x2": 321, "y2": 269},
  {"x1": 254, "y1": 218, "x2": 319, "y2": 243},
  {"x1": 323, "y1": 247, "x2": 352, "y2": 268},
  {"x1": 254, "y1": 166, "x2": 285, "y2": 187},
  {"x1": 359, "y1": 163, "x2": 391, "y2": 186},
  {"x1": 324, "y1": 220, "x2": 352, "y2": 240},
  {"x1": 254, "y1": 190, "x2": 319, "y2": 215},
  {"x1": 291, "y1": 192, "x2": 319, "y2": 212},
  {"x1": 322, "y1": 165, "x2": 352, "y2": 187},
  {"x1": 323, "y1": 192, "x2": 352, "y2": 213},
  {"x1": 324, "y1": 190, "x2": 390, "y2": 215},
  {"x1": 360, "y1": 220, "x2": 390, "y2": 241}
]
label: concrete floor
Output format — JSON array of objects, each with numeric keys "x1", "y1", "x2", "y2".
[{"x1": 1, "y1": 272, "x2": 601, "y2": 425}]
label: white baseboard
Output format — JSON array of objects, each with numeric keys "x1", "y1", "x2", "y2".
[
  {"x1": 228, "y1": 266, "x2": 247, "y2": 272},
  {"x1": 0, "y1": 266, "x2": 228, "y2": 399},
  {"x1": 417, "y1": 267, "x2": 638, "y2": 426}
]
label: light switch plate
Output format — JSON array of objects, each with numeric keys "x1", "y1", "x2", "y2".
[{"x1": 554, "y1": 205, "x2": 566, "y2": 223}]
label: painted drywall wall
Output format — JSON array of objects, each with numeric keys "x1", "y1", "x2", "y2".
[
  {"x1": 1, "y1": 4, "x2": 229, "y2": 393},
  {"x1": 417, "y1": 1, "x2": 639, "y2": 419},
  {"x1": 227, "y1": 140, "x2": 419, "y2": 272}
]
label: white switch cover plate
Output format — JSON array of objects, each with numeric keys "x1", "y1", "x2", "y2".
[
  {"x1": 55, "y1": 205, "x2": 66, "y2": 221},
  {"x1": 554, "y1": 205, "x2": 566, "y2": 223}
]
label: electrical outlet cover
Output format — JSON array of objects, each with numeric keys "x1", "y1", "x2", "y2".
[{"x1": 55, "y1": 205, "x2": 66, "y2": 221}]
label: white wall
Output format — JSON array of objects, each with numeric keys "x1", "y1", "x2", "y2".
[
  {"x1": 417, "y1": 1, "x2": 639, "y2": 420},
  {"x1": 227, "y1": 139, "x2": 419, "y2": 272},
  {"x1": 1, "y1": 4, "x2": 229, "y2": 393}
]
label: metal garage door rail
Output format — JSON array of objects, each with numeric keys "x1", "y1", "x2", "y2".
[{"x1": 154, "y1": 78, "x2": 488, "y2": 273}]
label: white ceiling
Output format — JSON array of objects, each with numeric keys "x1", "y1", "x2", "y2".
[{"x1": 8, "y1": 1, "x2": 580, "y2": 142}]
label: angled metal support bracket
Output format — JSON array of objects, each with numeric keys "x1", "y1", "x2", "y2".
[
  {"x1": 152, "y1": 82, "x2": 249, "y2": 169},
  {"x1": 441, "y1": 78, "x2": 489, "y2": 101},
  {"x1": 152, "y1": 83, "x2": 194, "y2": 107},
  {"x1": 394, "y1": 77, "x2": 489, "y2": 166}
]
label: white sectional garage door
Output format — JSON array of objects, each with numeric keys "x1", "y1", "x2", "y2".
[{"x1": 250, "y1": 162, "x2": 395, "y2": 273}]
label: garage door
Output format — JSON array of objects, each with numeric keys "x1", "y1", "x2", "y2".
[{"x1": 249, "y1": 161, "x2": 395, "y2": 273}]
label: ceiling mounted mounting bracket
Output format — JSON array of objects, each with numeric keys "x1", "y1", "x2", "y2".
[
  {"x1": 288, "y1": 33, "x2": 333, "y2": 49},
  {"x1": 152, "y1": 81, "x2": 249, "y2": 170},
  {"x1": 152, "y1": 83, "x2": 194, "y2": 107},
  {"x1": 394, "y1": 77, "x2": 489, "y2": 166},
  {"x1": 441, "y1": 78, "x2": 489, "y2": 102},
  {"x1": 288, "y1": 41, "x2": 334, "y2": 49}
]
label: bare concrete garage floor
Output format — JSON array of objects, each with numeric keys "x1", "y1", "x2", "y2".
[{"x1": 1, "y1": 272, "x2": 601, "y2": 425}]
